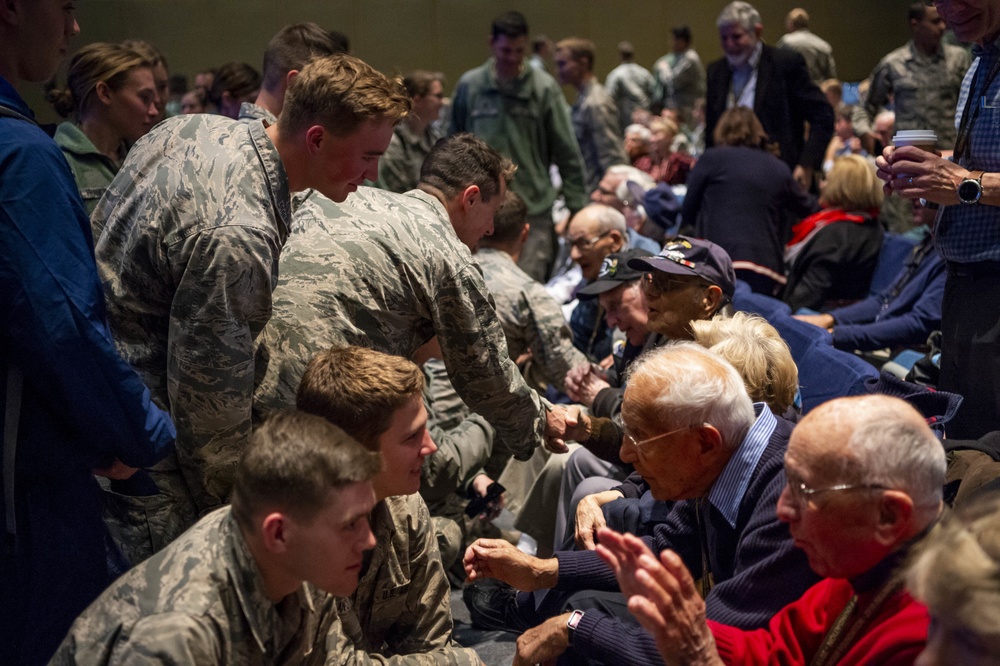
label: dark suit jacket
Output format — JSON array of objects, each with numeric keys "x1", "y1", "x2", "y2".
[{"x1": 706, "y1": 44, "x2": 834, "y2": 171}]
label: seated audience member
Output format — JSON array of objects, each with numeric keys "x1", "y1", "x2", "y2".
[
  {"x1": 51, "y1": 412, "x2": 383, "y2": 664},
  {"x1": 624, "y1": 123, "x2": 653, "y2": 169},
  {"x1": 294, "y1": 347, "x2": 481, "y2": 663},
  {"x1": 254, "y1": 133, "x2": 575, "y2": 464},
  {"x1": 179, "y1": 87, "x2": 207, "y2": 114},
  {"x1": 48, "y1": 43, "x2": 159, "y2": 216},
  {"x1": 564, "y1": 204, "x2": 628, "y2": 362},
  {"x1": 783, "y1": 154, "x2": 885, "y2": 311},
  {"x1": 241, "y1": 22, "x2": 345, "y2": 125},
  {"x1": 375, "y1": 70, "x2": 446, "y2": 193},
  {"x1": 572, "y1": 311, "x2": 800, "y2": 551},
  {"x1": 795, "y1": 198, "x2": 945, "y2": 352},
  {"x1": 683, "y1": 106, "x2": 816, "y2": 295},
  {"x1": 209, "y1": 61, "x2": 261, "y2": 119},
  {"x1": 464, "y1": 343, "x2": 817, "y2": 666},
  {"x1": 643, "y1": 117, "x2": 694, "y2": 185},
  {"x1": 476, "y1": 190, "x2": 586, "y2": 393},
  {"x1": 907, "y1": 493, "x2": 1000, "y2": 666},
  {"x1": 589, "y1": 164, "x2": 662, "y2": 252},
  {"x1": 119, "y1": 39, "x2": 169, "y2": 123},
  {"x1": 823, "y1": 104, "x2": 868, "y2": 173},
  {"x1": 597, "y1": 393, "x2": 944, "y2": 666}
]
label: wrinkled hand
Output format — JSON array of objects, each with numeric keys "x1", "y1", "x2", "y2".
[
  {"x1": 544, "y1": 404, "x2": 582, "y2": 453},
  {"x1": 470, "y1": 473, "x2": 504, "y2": 521},
  {"x1": 564, "y1": 362, "x2": 592, "y2": 402},
  {"x1": 93, "y1": 458, "x2": 138, "y2": 480},
  {"x1": 513, "y1": 614, "x2": 571, "y2": 666},
  {"x1": 462, "y1": 538, "x2": 557, "y2": 590},
  {"x1": 565, "y1": 367, "x2": 610, "y2": 408},
  {"x1": 793, "y1": 313, "x2": 834, "y2": 332},
  {"x1": 596, "y1": 528, "x2": 721, "y2": 666},
  {"x1": 876, "y1": 145, "x2": 964, "y2": 205},
  {"x1": 575, "y1": 489, "x2": 624, "y2": 550}
]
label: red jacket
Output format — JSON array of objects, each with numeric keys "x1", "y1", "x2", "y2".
[{"x1": 710, "y1": 577, "x2": 928, "y2": 665}]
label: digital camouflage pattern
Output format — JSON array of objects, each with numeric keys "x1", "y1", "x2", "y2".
[
  {"x1": 326, "y1": 495, "x2": 480, "y2": 665},
  {"x1": 866, "y1": 40, "x2": 972, "y2": 149},
  {"x1": 239, "y1": 101, "x2": 279, "y2": 126},
  {"x1": 51, "y1": 508, "x2": 332, "y2": 665},
  {"x1": 93, "y1": 113, "x2": 291, "y2": 532},
  {"x1": 653, "y1": 48, "x2": 707, "y2": 116},
  {"x1": 604, "y1": 62, "x2": 655, "y2": 136},
  {"x1": 474, "y1": 247, "x2": 586, "y2": 392},
  {"x1": 253, "y1": 186, "x2": 545, "y2": 460},
  {"x1": 571, "y1": 80, "x2": 629, "y2": 192},
  {"x1": 373, "y1": 122, "x2": 441, "y2": 194}
]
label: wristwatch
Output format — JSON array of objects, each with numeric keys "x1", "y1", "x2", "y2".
[
  {"x1": 566, "y1": 609, "x2": 585, "y2": 638},
  {"x1": 958, "y1": 170, "x2": 985, "y2": 205}
]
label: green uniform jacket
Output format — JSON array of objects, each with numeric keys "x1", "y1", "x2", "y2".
[{"x1": 52, "y1": 121, "x2": 118, "y2": 219}]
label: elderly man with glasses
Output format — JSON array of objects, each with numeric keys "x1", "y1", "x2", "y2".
[
  {"x1": 462, "y1": 342, "x2": 818, "y2": 666},
  {"x1": 598, "y1": 393, "x2": 944, "y2": 665}
]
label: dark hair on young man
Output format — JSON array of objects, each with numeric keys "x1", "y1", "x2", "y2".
[
  {"x1": 556, "y1": 37, "x2": 596, "y2": 72},
  {"x1": 491, "y1": 11, "x2": 529, "y2": 39},
  {"x1": 420, "y1": 133, "x2": 516, "y2": 202},
  {"x1": 402, "y1": 70, "x2": 445, "y2": 99},
  {"x1": 481, "y1": 190, "x2": 528, "y2": 246},
  {"x1": 329, "y1": 30, "x2": 351, "y2": 54},
  {"x1": 672, "y1": 25, "x2": 693, "y2": 43},
  {"x1": 279, "y1": 53, "x2": 410, "y2": 138},
  {"x1": 908, "y1": 1, "x2": 929, "y2": 23},
  {"x1": 209, "y1": 61, "x2": 262, "y2": 107},
  {"x1": 261, "y1": 22, "x2": 344, "y2": 92},
  {"x1": 296, "y1": 346, "x2": 425, "y2": 450},
  {"x1": 230, "y1": 410, "x2": 381, "y2": 531}
]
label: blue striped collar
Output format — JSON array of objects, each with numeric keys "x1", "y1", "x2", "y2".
[{"x1": 708, "y1": 404, "x2": 777, "y2": 528}]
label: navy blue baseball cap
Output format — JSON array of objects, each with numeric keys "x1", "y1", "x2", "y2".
[
  {"x1": 577, "y1": 248, "x2": 653, "y2": 299},
  {"x1": 628, "y1": 236, "x2": 736, "y2": 299}
]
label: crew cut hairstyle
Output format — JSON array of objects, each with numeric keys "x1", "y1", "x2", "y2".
[
  {"x1": 230, "y1": 410, "x2": 381, "y2": 531},
  {"x1": 556, "y1": 37, "x2": 597, "y2": 72},
  {"x1": 261, "y1": 22, "x2": 345, "y2": 92},
  {"x1": 420, "y1": 133, "x2": 516, "y2": 202},
  {"x1": 492, "y1": 11, "x2": 529, "y2": 39},
  {"x1": 482, "y1": 190, "x2": 529, "y2": 245},
  {"x1": 296, "y1": 346, "x2": 425, "y2": 450},
  {"x1": 279, "y1": 53, "x2": 410, "y2": 138}
]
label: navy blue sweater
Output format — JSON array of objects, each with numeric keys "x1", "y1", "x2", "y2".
[{"x1": 557, "y1": 416, "x2": 818, "y2": 666}]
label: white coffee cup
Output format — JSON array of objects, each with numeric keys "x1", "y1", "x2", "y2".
[{"x1": 892, "y1": 130, "x2": 938, "y2": 152}]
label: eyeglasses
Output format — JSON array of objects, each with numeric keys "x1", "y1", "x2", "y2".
[
  {"x1": 621, "y1": 422, "x2": 702, "y2": 456},
  {"x1": 641, "y1": 272, "x2": 706, "y2": 297},
  {"x1": 567, "y1": 230, "x2": 611, "y2": 251},
  {"x1": 784, "y1": 471, "x2": 888, "y2": 506}
]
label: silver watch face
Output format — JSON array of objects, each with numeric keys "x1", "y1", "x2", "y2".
[{"x1": 959, "y1": 178, "x2": 982, "y2": 204}]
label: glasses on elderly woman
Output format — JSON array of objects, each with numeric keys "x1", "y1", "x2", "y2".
[
  {"x1": 783, "y1": 470, "x2": 888, "y2": 506},
  {"x1": 621, "y1": 422, "x2": 703, "y2": 456}
]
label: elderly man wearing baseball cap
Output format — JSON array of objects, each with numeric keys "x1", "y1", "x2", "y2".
[{"x1": 628, "y1": 236, "x2": 736, "y2": 340}]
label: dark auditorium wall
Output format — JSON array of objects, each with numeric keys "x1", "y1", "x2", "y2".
[{"x1": 23, "y1": 0, "x2": 917, "y2": 122}]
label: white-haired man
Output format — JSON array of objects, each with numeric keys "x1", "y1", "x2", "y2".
[{"x1": 599, "y1": 393, "x2": 945, "y2": 665}]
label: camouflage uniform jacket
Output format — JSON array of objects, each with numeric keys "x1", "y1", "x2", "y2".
[
  {"x1": 474, "y1": 247, "x2": 585, "y2": 392},
  {"x1": 324, "y1": 495, "x2": 480, "y2": 665},
  {"x1": 52, "y1": 121, "x2": 118, "y2": 218},
  {"x1": 254, "y1": 186, "x2": 545, "y2": 460},
  {"x1": 51, "y1": 507, "x2": 331, "y2": 665},
  {"x1": 374, "y1": 121, "x2": 441, "y2": 194},
  {"x1": 775, "y1": 29, "x2": 837, "y2": 85},
  {"x1": 449, "y1": 59, "x2": 588, "y2": 216},
  {"x1": 572, "y1": 80, "x2": 629, "y2": 192},
  {"x1": 653, "y1": 48, "x2": 707, "y2": 115},
  {"x1": 239, "y1": 101, "x2": 279, "y2": 126},
  {"x1": 93, "y1": 114, "x2": 291, "y2": 515},
  {"x1": 866, "y1": 40, "x2": 972, "y2": 149},
  {"x1": 604, "y1": 62, "x2": 655, "y2": 137}
]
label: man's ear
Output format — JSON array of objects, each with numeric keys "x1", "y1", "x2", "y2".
[
  {"x1": 873, "y1": 490, "x2": 915, "y2": 546},
  {"x1": 754, "y1": 23, "x2": 764, "y2": 40},
  {"x1": 608, "y1": 229, "x2": 625, "y2": 252},
  {"x1": 285, "y1": 69, "x2": 299, "y2": 88},
  {"x1": 304, "y1": 124, "x2": 325, "y2": 156},
  {"x1": 702, "y1": 285, "x2": 724, "y2": 315},
  {"x1": 519, "y1": 222, "x2": 530, "y2": 246},
  {"x1": 697, "y1": 424, "x2": 724, "y2": 456},
  {"x1": 461, "y1": 184, "x2": 481, "y2": 211},
  {"x1": 261, "y1": 512, "x2": 291, "y2": 553},
  {"x1": 0, "y1": 0, "x2": 20, "y2": 27}
]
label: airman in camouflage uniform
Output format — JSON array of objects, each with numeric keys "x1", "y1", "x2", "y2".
[
  {"x1": 329, "y1": 495, "x2": 481, "y2": 665},
  {"x1": 865, "y1": 4, "x2": 972, "y2": 150},
  {"x1": 239, "y1": 101, "x2": 277, "y2": 125},
  {"x1": 254, "y1": 185, "x2": 548, "y2": 461},
  {"x1": 93, "y1": 56, "x2": 409, "y2": 547}
]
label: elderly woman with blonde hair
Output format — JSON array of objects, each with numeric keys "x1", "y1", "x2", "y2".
[
  {"x1": 782, "y1": 154, "x2": 885, "y2": 311},
  {"x1": 907, "y1": 492, "x2": 1000, "y2": 665}
]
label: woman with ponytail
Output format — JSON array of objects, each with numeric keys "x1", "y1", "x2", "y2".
[{"x1": 48, "y1": 42, "x2": 159, "y2": 217}]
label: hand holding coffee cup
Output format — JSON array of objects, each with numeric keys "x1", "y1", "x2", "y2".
[{"x1": 889, "y1": 130, "x2": 938, "y2": 188}]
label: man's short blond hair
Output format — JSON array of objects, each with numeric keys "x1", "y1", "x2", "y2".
[{"x1": 279, "y1": 53, "x2": 410, "y2": 138}]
